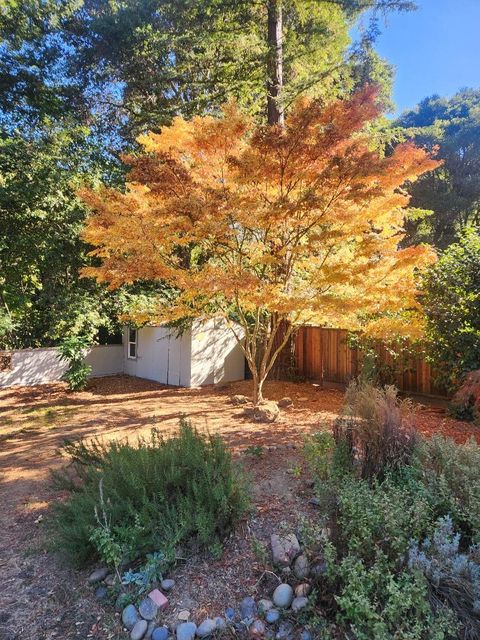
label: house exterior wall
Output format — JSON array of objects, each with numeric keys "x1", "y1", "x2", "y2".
[
  {"x1": 124, "y1": 326, "x2": 191, "y2": 386},
  {"x1": 189, "y1": 318, "x2": 245, "y2": 387},
  {"x1": 0, "y1": 345, "x2": 124, "y2": 388}
]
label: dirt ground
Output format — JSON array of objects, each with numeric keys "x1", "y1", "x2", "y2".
[{"x1": 0, "y1": 375, "x2": 478, "y2": 640}]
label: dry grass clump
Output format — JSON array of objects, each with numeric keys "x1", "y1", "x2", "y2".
[{"x1": 334, "y1": 381, "x2": 417, "y2": 479}]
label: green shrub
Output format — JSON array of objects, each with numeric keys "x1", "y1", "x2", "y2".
[
  {"x1": 58, "y1": 335, "x2": 92, "y2": 391},
  {"x1": 408, "y1": 516, "x2": 480, "y2": 640},
  {"x1": 409, "y1": 435, "x2": 480, "y2": 543},
  {"x1": 331, "y1": 549, "x2": 457, "y2": 640},
  {"x1": 333, "y1": 475, "x2": 433, "y2": 563},
  {"x1": 51, "y1": 420, "x2": 249, "y2": 566},
  {"x1": 304, "y1": 396, "x2": 480, "y2": 638}
]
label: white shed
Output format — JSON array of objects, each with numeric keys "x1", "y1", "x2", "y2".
[{"x1": 123, "y1": 318, "x2": 245, "y2": 387}]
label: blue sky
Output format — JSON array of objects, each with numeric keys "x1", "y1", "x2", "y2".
[{"x1": 358, "y1": 0, "x2": 480, "y2": 116}]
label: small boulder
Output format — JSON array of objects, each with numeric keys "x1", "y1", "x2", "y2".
[
  {"x1": 265, "y1": 609, "x2": 280, "y2": 624},
  {"x1": 94, "y1": 585, "x2": 108, "y2": 601},
  {"x1": 122, "y1": 604, "x2": 139, "y2": 631},
  {"x1": 178, "y1": 611, "x2": 191, "y2": 622},
  {"x1": 253, "y1": 401, "x2": 279, "y2": 423},
  {"x1": 214, "y1": 617, "x2": 227, "y2": 631},
  {"x1": 145, "y1": 621, "x2": 157, "y2": 639},
  {"x1": 291, "y1": 597, "x2": 308, "y2": 613},
  {"x1": 277, "y1": 397, "x2": 293, "y2": 408},
  {"x1": 104, "y1": 573, "x2": 116, "y2": 586},
  {"x1": 258, "y1": 599, "x2": 273, "y2": 613},
  {"x1": 310, "y1": 558, "x2": 327, "y2": 579},
  {"x1": 275, "y1": 621, "x2": 294, "y2": 640},
  {"x1": 271, "y1": 533, "x2": 301, "y2": 567},
  {"x1": 88, "y1": 567, "x2": 109, "y2": 584},
  {"x1": 225, "y1": 607, "x2": 236, "y2": 621},
  {"x1": 176, "y1": 622, "x2": 197, "y2": 640},
  {"x1": 240, "y1": 596, "x2": 257, "y2": 620},
  {"x1": 161, "y1": 579, "x2": 175, "y2": 592},
  {"x1": 272, "y1": 584, "x2": 294, "y2": 609},
  {"x1": 293, "y1": 555, "x2": 309, "y2": 580},
  {"x1": 131, "y1": 620, "x2": 148, "y2": 640},
  {"x1": 249, "y1": 620, "x2": 265, "y2": 638},
  {"x1": 231, "y1": 394, "x2": 249, "y2": 405},
  {"x1": 152, "y1": 627, "x2": 169, "y2": 640},
  {"x1": 196, "y1": 619, "x2": 216, "y2": 637},
  {"x1": 139, "y1": 597, "x2": 158, "y2": 621},
  {"x1": 294, "y1": 584, "x2": 311, "y2": 598},
  {"x1": 299, "y1": 631, "x2": 312, "y2": 640}
]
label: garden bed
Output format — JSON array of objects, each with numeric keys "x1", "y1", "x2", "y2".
[{"x1": 0, "y1": 376, "x2": 478, "y2": 640}]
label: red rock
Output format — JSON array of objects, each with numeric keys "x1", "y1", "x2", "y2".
[{"x1": 148, "y1": 589, "x2": 168, "y2": 610}]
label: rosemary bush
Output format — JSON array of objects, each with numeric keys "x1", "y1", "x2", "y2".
[{"x1": 51, "y1": 419, "x2": 248, "y2": 566}]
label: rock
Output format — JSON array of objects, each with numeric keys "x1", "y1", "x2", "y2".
[
  {"x1": 249, "y1": 620, "x2": 266, "y2": 637},
  {"x1": 294, "y1": 584, "x2": 311, "y2": 598},
  {"x1": 310, "y1": 558, "x2": 327, "y2": 579},
  {"x1": 196, "y1": 619, "x2": 216, "y2": 637},
  {"x1": 94, "y1": 585, "x2": 108, "y2": 601},
  {"x1": 275, "y1": 621, "x2": 294, "y2": 640},
  {"x1": 293, "y1": 555, "x2": 310, "y2": 580},
  {"x1": 271, "y1": 533, "x2": 301, "y2": 567},
  {"x1": 253, "y1": 401, "x2": 279, "y2": 423},
  {"x1": 240, "y1": 596, "x2": 257, "y2": 620},
  {"x1": 131, "y1": 620, "x2": 148, "y2": 640},
  {"x1": 123, "y1": 604, "x2": 139, "y2": 631},
  {"x1": 265, "y1": 609, "x2": 280, "y2": 624},
  {"x1": 277, "y1": 397, "x2": 293, "y2": 408},
  {"x1": 272, "y1": 584, "x2": 294, "y2": 609},
  {"x1": 308, "y1": 498, "x2": 321, "y2": 508},
  {"x1": 231, "y1": 394, "x2": 249, "y2": 405},
  {"x1": 152, "y1": 628, "x2": 169, "y2": 640},
  {"x1": 161, "y1": 579, "x2": 175, "y2": 592},
  {"x1": 148, "y1": 589, "x2": 169, "y2": 610},
  {"x1": 88, "y1": 567, "x2": 109, "y2": 583},
  {"x1": 104, "y1": 573, "x2": 116, "y2": 586},
  {"x1": 214, "y1": 617, "x2": 227, "y2": 631},
  {"x1": 139, "y1": 597, "x2": 158, "y2": 621},
  {"x1": 225, "y1": 607, "x2": 236, "y2": 621},
  {"x1": 299, "y1": 632, "x2": 312, "y2": 640},
  {"x1": 145, "y1": 621, "x2": 157, "y2": 639},
  {"x1": 176, "y1": 622, "x2": 197, "y2": 640},
  {"x1": 258, "y1": 599, "x2": 273, "y2": 613},
  {"x1": 291, "y1": 597, "x2": 308, "y2": 613},
  {"x1": 178, "y1": 611, "x2": 191, "y2": 622}
]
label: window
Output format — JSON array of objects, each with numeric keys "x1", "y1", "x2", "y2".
[{"x1": 128, "y1": 327, "x2": 137, "y2": 359}]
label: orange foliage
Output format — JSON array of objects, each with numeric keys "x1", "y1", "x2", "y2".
[{"x1": 81, "y1": 86, "x2": 440, "y2": 402}]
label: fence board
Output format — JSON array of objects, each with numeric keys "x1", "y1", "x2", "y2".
[{"x1": 288, "y1": 326, "x2": 448, "y2": 398}]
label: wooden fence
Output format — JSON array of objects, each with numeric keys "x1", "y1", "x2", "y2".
[{"x1": 281, "y1": 326, "x2": 448, "y2": 398}]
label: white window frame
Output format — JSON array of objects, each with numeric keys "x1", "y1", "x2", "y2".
[{"x1": 127, "y1": 327, "x2": 137, "y2": 359}]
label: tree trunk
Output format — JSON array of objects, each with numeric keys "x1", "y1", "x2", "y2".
[{"x1": 267, "y1": 0, "x2": 284, "y2": 126}]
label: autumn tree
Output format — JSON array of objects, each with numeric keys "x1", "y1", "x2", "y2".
[{"x1": 82, "y1": 87, "x2": 439, "y2": 405}]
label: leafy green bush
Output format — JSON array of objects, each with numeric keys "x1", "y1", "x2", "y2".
[
  {"x1": 409, "y1": 435, "x2": 480, "y2": 543},
  {"x1": 421, "y1": 228, "x2": 480, "y2": 391},
  {"x1": 328, "y1": 547, "x2": 457, "y2": 640},
  {"x1": 409, "y1": 516, "x2": 480, "y2": 640},
  {"x1": 51, "y1": 420, "x2": 249, "y2": 566},
  {"x1": 317, "y1": 475, "x2": 459, "y2": 639},
  {"x1": 58, "y1": 335, "x2": 92, "y2": 391},
  {"x1": 303, "y1": 384, "x2": 480, "y2": 638},
  {"x1": 333, "y1": 474, "x2": 433, "y2": 563}
]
